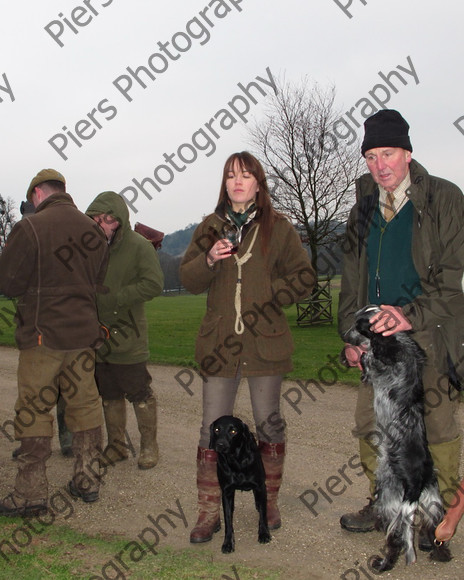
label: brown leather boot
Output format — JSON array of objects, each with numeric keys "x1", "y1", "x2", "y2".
[
  {"x1": 0, "y1": 436, "x2": 51, "y2": 517},
  {"x1": 340, "y1": 498, "x2": 377, "y2": 532},
  {"x1": 102, "y1": 399, "x2": 129, "y2": 463},
  {"x1": 68, "y1": 426, "x2": 103, "y2": 503},
  {"x1": 190, "y1": 447, "x2": 221, "y2": 543},
  {"x1": 259, "y1": 441, "x2": 285, "y2": 530},
  {"x1": 133, "y1": 396, "x2": 159, "y2": 470}
]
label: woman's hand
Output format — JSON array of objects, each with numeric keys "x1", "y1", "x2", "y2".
[{"x1": 206, "y1": 239, "x2": 234, "y2": 268}]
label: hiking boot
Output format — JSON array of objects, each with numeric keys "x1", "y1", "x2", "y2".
[
  {"x1": 67, "y1": 480, "x2": 99, "y2": 503},
  {"x1": 340, "y1": 499, "x2": 376, "y2": 532},
  {"x1": 0, "y1": 493, "x2": 47, "y2": 517},
  {"x1": 2, "y1": 437, "x2": 51, "y2": 517}
]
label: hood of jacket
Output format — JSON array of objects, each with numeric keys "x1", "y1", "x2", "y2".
[{"x1": 85, "y1": 191, "x2": 130, "y2": 244}]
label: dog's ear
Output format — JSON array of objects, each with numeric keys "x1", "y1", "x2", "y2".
[
  {"x1": 209, "y1": 421, "x2": 216, "y2": 450},
  {"x1": 238, "y1": 421, "x2": 258, "y2": 466},
  {"x1": 355, "y1": 305, "x2": 381, "y2": 340},
  {"x1": 371, "y1": 335, "x2": 402, "y2": 365},
  {"x1": 241, "y1": 421, "x2": 253, "y2": 441},
  {"x1": 355, "y1": 315, "x2": 375, "y2": 339}
]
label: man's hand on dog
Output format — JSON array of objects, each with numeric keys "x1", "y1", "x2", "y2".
[
  {"x1": 369, "y1": 305, "x2": 412, "y2": 336},
  {"x1": 344, "y1": 305, "x2": 412, "y2": 368}
]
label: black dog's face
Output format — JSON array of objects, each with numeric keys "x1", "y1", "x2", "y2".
[
  {"x1": 210, "y1": 415, "x2": 247, "y2": 454},
  {"x1": 354, "y1": 305, "x2": 381, "y2": 340},
  {"x1": 351, "y1": 304, "x2": 413, "y2": 372},
  {"x1": 343, "y1": 305, "x2": 380, "y2": 348}
]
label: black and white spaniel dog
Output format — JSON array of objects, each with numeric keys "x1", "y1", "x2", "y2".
[{"x1": 344, "y1": 305, "x2": 452, "y2": 572}]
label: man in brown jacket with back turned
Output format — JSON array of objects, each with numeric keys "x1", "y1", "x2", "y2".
[{"x1": 0, "y1": 169, "x2": 108, "y2": 516}]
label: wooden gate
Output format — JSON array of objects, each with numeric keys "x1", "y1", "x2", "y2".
[{"x1": 296, "y1": 277, "x2": 333, "y2": 326}]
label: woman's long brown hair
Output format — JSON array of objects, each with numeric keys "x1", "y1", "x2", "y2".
[{"x1": 215, "y1": 151, "x2": 283, "y2": 254}]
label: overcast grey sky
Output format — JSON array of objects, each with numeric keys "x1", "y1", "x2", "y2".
[{"x1": 2, "y1": 0, "x2": 463, "y2": 234}]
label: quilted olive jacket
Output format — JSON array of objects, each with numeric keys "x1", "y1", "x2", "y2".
[{"x1": 180, "y1": 213, "x2": 315, "y2": 378}]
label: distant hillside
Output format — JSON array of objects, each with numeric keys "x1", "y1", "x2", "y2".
[
  {"x1": 161, "y1": 223, "x2": 197, "y2": 256},
  {"x1": 157, "y1": 224, "x2": 198, "y2": 290},
  {"x1": 156, "y1": 220, "x2": 344, "y2": 290}
]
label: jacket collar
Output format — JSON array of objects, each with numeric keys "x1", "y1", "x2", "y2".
[
  {"x1": 405, "y1": 159, "x2": 430, "y2": 213},
  {"x1": 34, "y1": 192, "x2": 76, "y2": 213},
  {"x1": 356, "y1": 158, "x2": 430, "y2": 211}
]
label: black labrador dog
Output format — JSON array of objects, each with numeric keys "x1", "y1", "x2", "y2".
[{"x1": 209, "y1": 415, "x2": 271, "y2": 553}]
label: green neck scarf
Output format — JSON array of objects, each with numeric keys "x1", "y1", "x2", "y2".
[{"x1": 226, "y1": 203, "x2": 257, "y2": 229}]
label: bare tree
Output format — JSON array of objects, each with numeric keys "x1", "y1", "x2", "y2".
[
  {"x1": 0, "y1": 195, "x2": 16, "y2": 251},
  {"x1": 248, "y1": 78, "x2": 363, "y2": 277}
]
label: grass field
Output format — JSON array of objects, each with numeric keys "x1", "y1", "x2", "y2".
[
  {"x1": 0, "y1": 520, "x2": 279, "y2": 579},
  {"x1": 0, "y1": 282, "x2": 360, "y2": 386}
]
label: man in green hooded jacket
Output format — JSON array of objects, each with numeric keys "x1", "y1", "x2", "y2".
[{"x1": 86, "y1": 191, "x2": 164, "y2": 470}]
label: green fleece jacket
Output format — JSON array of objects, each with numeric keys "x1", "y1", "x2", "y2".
[{"x1": 86, "y1": 192, "x2": 164, "y2": 364}]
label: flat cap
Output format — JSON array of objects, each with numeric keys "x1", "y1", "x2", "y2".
[{"x1": 27, "y1": 168, "x2": 66, "y2": 201}]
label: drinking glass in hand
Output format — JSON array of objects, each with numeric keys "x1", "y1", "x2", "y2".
[{"x1": 222, "y1": 225, "x2": 239, "y2": 254}]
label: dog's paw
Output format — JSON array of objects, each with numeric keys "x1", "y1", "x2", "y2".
[
  {"x1": 430, "y1": 542, "x2": 452, "y2": 563},
  {"x1": 371, "y1": 556, "x2": 394, "y2": 573},
  {"x1": 258, "y1": 530, "x2": 271, "y2": 544},
  {"x1": 221, "y1": 541, "x2": 235, "y2": 554}
]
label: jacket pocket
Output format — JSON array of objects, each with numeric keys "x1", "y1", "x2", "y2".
[
  {"x1": 254, "y1": 319, "x2": 294, "y2": 362},
  {"x1": 195, "y1": 313, "x2": 222, "y2": 362}
]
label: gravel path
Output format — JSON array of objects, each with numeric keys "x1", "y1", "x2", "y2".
[{"x1": 0, "y1": 345, "x2": 463, "y2": 579}]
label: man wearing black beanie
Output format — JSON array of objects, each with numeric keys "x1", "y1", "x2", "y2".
[{"x1": 337, "y1": 109, "x2": 464, "y2": 550}]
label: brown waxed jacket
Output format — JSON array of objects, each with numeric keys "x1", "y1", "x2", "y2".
[
  {"x1": 0, "y1": 192, "x2": 108, "y2": 350},
  {"x1": 338, "y1": 159, "x2": 464, "y2": 384},
  {"x1": 180, "y1": 212, "x2": 315, "y2": 378}
]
